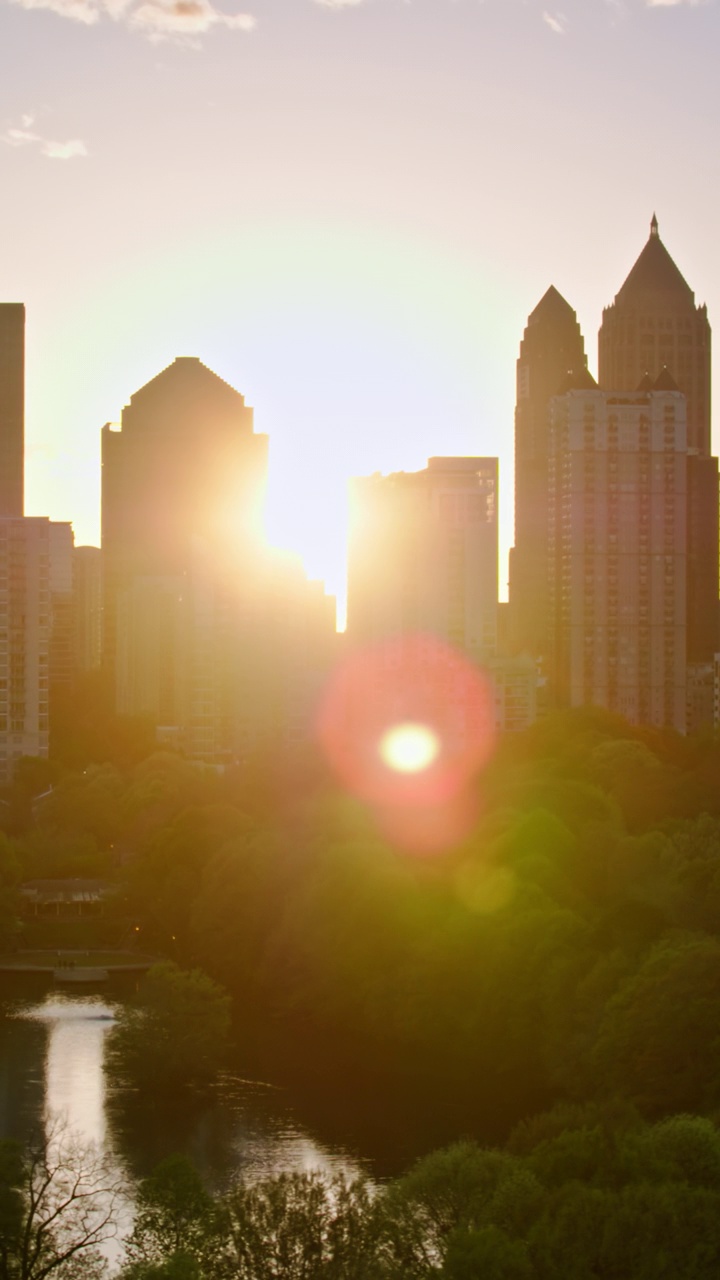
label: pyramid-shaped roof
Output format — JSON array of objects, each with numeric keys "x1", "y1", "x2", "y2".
[
  {"x1": 528, "y1": 284, "x2": 577, "y2": 325},
  {"x1": 614, "y1": 215, "x2": 695, "y2": 306},
  {"x1": 653, "y1": 365, "x2": 681, "y2": 392},
  {"x1": 129, "y1": 356, "x2": 244, "y2": 406}
]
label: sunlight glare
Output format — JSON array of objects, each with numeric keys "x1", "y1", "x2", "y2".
[{"x1": 379, "y1": 722, "x2": 440, "y2": 774}]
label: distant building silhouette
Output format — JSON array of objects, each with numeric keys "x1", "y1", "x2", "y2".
[
  {"x1": 102, "y1": 357, "x2": 268, "y2": 761},
  {"x1": 102, "y1": 357, "x2": 336, "y2": 761},
  {"x1": 509, "y1": 286, "x2": 589, "y2": 661},
  {"x1": 102, "y1": 356, "x2": 267, "y2": 685},
  {"x1": 347, "y1": 456, "x2": 536, "y2": 732},
  {"x1": 511, "y1": 216, "x2": 719, "y2": 731},
  {"x1": 0, "y1": 304, "x2": 25, "y2": 519},
  {"x1": 599, "y1": 215, "x2": 710, "y2": 455},
  {"x1": 348, "y1": 457, "x2": 499, "y2": 662},
  {"x1": 599, "y1": 216, "x2": 718, "y2": 674},
  {"x1": 0, "y1": 304, "x2": 76, "y2": 779}
]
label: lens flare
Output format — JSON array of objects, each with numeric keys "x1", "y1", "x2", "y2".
[
  {"x1": 315, "y1": 633, "x2": 496, "y2": 853},
  {"x1": 379, "y1": 722, "x2": 439, "y2": 774}
]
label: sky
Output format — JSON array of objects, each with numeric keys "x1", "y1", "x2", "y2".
[{"x1": 1, "y1": 0, "x2": 719, "y2": 623}]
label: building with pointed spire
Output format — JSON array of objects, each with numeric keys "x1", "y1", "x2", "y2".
[
  {"x1": 599, "y1": 216, "x2": 718, "y2": 676},
  {"x1": 511, "y1": 217, "x2": 719, "y2": 731},
  {"x1": 599, "y1": 215, "x2": 710, "y2": 455},
  {"x1": 509, "y1": 286, "x2": 589, "y2": 661}
]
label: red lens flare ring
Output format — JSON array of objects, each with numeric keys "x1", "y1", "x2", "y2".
[{"x1": 315, "y1": 632, "x2": 496, "y2": 811}]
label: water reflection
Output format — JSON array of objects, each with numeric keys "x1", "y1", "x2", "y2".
[
  {"x1": 23, "y1": 995, "x2": 116, "y2": 1145},
  {"x1": 7, "y1": 992, "x2": 369, "y2": 1198}
]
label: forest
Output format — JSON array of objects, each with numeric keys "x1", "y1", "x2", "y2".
[{"x1": 2, "y1": 687, "x2": 720, "y2": 1273}]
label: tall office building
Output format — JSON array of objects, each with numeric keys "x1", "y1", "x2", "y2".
[
  {"x1": 510, "y1": 287, "x2": 589, "y2": 659},
  {"x1": 348, "y1": 456, "x2": 499, "y2": 662},
  {"x1": 548, "y1": 384, "x2": 687, "y2": 732},
  {"x1": 102, "y1": 357, "x2": 337, "y2": 760},
  {"x1": 599, "y1": 216, "x2": 718, "y2": 668},
  {"x1": 102, "y1": 357, "x2": 269, "y2": 760},
  {"x1": 0, "y1": 304, "x2": 25, "y2": 518},
  {"x1": 102, "y1": 356, "x2": 268, "y2": 687}
]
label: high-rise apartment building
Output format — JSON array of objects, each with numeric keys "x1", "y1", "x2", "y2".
[
  {"x1": 510, "y1": 287, "x2": 589, "y2": 659},
  {"x1": 511, "y1": 217, "x2": 719, "y2": 729},
  {"x1": 599, "y1": 216, "x2": 718, "y2": 669},
  {"x1": 0, "y1": 304, "x2": 25, "y2": 518},
  {"x1": 348, "y1": 456, "x2": 499, "y2": 662},
  {"x1": 548, "y1": 385, "x2": 687, "y2": 731},
  {"x1": 0, "y1": 518, "x2": 74, "y2": 782}
]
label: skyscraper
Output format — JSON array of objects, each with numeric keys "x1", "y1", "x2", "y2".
[
  {"x1": 512, "y1": 217, "x2": 718, "y2": 729},
  {"x1": 101, "y1": 356, "x2": 268, "y2": 693},
  {"x1": 101, "y1": 357, "x2": 269, "y2": 760},
  {"x1": 348, "y1": 456, "x2": 499, "y2": 662},
  {"x1": 548, "y1": 383, "x2": 687, "y2": 732},
  {"x1": 0, "y1": 304, "x2": 25, "y2": 518},
  {"x1": 102, "y1": 356, "x2": 337, "y2": 761},
  {"x1": 510, "y1": 286, "x2": 589, "y2": 660},
  {"x1": 599, "y1": 215, "x2": 710, "y2": 455},
  {"x1": 598, "y1": 216, "x2": 718, "y2": 669}
]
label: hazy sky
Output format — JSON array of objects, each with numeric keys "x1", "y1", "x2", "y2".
[{"x1": 1, "y1": 0, "x2": 719, "y2": 617}]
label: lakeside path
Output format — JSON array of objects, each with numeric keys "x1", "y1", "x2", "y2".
[{"x1": 0, "y1": 949, "x2": 159, "y2": 974}]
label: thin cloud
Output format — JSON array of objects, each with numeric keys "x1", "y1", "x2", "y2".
[
  {"x1": 645, "y1": 0, "x2": 705, "y2": 6},
  {"x1": 312, "y1": 0, "x2": 365, "y2": 8},
  {"x1": 129, "y1": 0, "x2": 255, "y2": 36},
  {"x1": 9, "y1": 0, "x2": 256, "y2": 37},
  {"x1": 1, "y1": 115, "x2": 87, "y2": 159},
  {"x1": 542, "y1": 9, "x2": 566, "y2": 32},
  {"x1": 42, "y1": 138, "x2": 88, "y2": 158}
]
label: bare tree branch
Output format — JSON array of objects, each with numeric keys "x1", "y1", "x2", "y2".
[{"x1": 0, "y1": 1116, "x2": 128, "y2": 1280}]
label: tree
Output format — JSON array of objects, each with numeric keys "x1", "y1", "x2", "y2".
[
  {"x1": 120, "y1": 1156, "x2": 222, "y2": 1279},
  {"x1": 0, "y1": 1121, "x2": 125, "y2": 1280},
  {"x1": 591, "y1": 935, "x2": 720, "y2": 1113},
  {"x1": 107, "y1": 962, "x2": 231, "y2": 1091},
  {"x1": 223, "y1": 1171, "x2": 381, "y2": 1280}
]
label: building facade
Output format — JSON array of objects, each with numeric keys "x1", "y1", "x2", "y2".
[
  {"x1": 0, "y1": 517, "x2": 74, "y2": 782},
  {"x1": 548, "y1": 385, "x2": 688, "y2": 731},
  {"x1": 510, "y1": 286, "x2": 589, "y2": 660},
  {"x1": 599, "y1": 216, "x2": 718, "y2": 677},
  {"x1": 0, "y1": 304, "x2": 25, "y2": 519},
  {"x1": 101, "y1": 356, "x2": 268, "y2": 695},
  {"x1": 73, "y1": 545, "x2": 102, "y2": 673},
  {"x1": 348, "y1": 456, "x2": 499, "y2": 662},
  {"x1": 511, "y1": 217, "x2": 718, "y2": 730},
  {"x1": 102, "y1": 357, "x2": 336, "y2": 761}
]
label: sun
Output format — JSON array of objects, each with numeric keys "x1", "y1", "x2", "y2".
[{"x1": 378, "y1": 722, "x2": 440, "y2": 774}]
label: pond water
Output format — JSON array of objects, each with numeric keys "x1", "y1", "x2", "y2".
[
  {"x1": 0, "y1": 987, "x2": 373, "y2": 1186},
  {"x1": 0, "y1": 975, "x2": 527, "y2": 1269},
  {"x1": 0, "y1": 983, "x2": 381, "y2": 1268}
]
